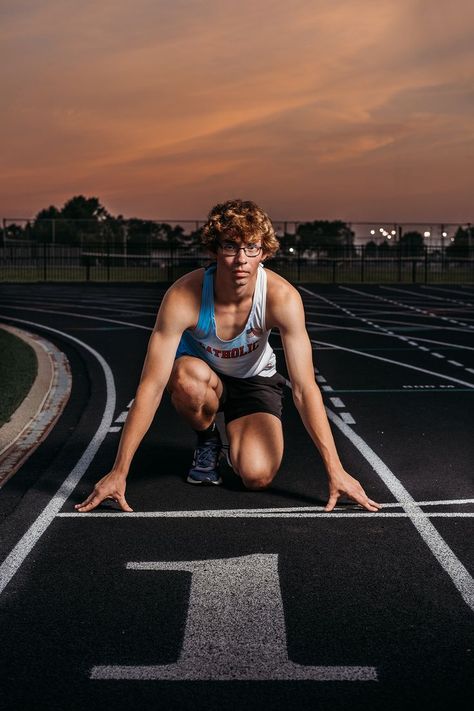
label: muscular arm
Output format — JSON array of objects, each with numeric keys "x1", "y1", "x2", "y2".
[
  {"x1": 268, "y1": 279, "x2": 380, "y2": 512},
  {"x1": 75, "y1": 278, "x2": 199, "y2": 512}
]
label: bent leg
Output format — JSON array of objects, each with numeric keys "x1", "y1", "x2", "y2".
[
  {"x1": 168, "y1": 356, "x2": 223, "y2": 430},
  {"x1": 226, "y1": 413, "x2": 284, "y2": 490}
]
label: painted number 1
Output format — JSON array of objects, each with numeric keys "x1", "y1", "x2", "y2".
[{"x1": 91, "y1": 553, "x2": 377, "y2": 681}]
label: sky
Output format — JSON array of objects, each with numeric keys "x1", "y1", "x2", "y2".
[{"x1": 1, "y1": 0, "x2": 473, "y2": 225}]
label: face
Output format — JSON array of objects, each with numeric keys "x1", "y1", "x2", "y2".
[{"x1": 215, "y1": 237, "x2": 265, "y2": 286}]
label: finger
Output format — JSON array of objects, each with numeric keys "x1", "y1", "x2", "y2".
[
  {"x1": 324, "y1": 494, "x2": 339, "y2": 512},
  {"x1": 116, "y1": 494, "x2": 133, "y2": 513},
  {"x1": 74, "y1": 493, "x2": 95, "y2": 510},
  {"x1": 75, "y1": 494, "x2": 103, "y2": 512},
  {"x1": 368, "y1": 498, "x2": 382, "y2": 510},
  {"x1": 354, "y1": 495, "x2": 381, "y2": 512}
]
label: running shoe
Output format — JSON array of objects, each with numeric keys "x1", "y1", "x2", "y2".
[{"x1": 187, "y1": 428, "x2": 223, "y2": 485}]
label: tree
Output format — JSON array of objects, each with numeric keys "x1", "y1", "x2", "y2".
[
  {"x1": 363, "y1": 240, "x2": 378, "y2": 255},
  {"x1": 32, "y1": 205, "x2": 62, "y2": 243},
  {"x1": 445, "y1": 226, "x2": 472, "y2": 259},
  {"x1": 398, "y1": 231, "x2": 424, "y2": 257},
  {"x1": 61, "y1": 195, "x2": 114, "y2": 247},
  {"x1": 295, "y1": 220, "x2": 355, "y2": 256}
]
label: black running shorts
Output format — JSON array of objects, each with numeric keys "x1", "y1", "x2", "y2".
[{"x1": 217, "y1": 371, "x2": 286, "y2": 424}]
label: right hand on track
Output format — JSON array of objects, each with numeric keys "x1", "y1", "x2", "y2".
[{"x1": 74, "y1": 472, "x2": 133, "y2": 513}]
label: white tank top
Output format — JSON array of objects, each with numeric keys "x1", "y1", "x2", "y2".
[{"x1": 176, "y1": 263, "x2": 276, "y2": 377}]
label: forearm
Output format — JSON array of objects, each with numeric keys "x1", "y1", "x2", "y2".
[
  {"x1": 292, "y1": 382, "x2": 343, "y2": 477},
  {"x1": 112, "y1": 381, "x2": 165, "y2": 476}
]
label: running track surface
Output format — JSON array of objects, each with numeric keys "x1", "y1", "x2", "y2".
[{"x1": 0, "y1": 282, "x2": 473, "y2": 711}]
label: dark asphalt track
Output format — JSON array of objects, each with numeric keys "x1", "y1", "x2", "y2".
[{"x1": 0, "y1": 281, "x2": 473, "y2": 711}]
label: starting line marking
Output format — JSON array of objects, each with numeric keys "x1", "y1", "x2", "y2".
[
  {"x1": 57, "y1": 499, "x2": 474, "y2": 519},
  {"x1": 57, "y1": 511, "x2": 474, "y2": 518}
]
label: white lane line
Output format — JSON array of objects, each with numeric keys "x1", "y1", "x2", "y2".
[
  {"x1": 420, "y1": 286, "x2": 474, "y2": 303},
  {"x1": 307, "y1": 316, "x2": 474, "y2": 342},
  {"x1": 330, "y1": 397, "x2": 346, "y2": 408},
  {"x1": 448, "y1": 360, "x2": 463, "y2": 367},
  {"x1": 340, "y1": 412, "x2": 356, "y2": 424},
  {"x1": 114, "y1": 411, "x2": 128, "y2": 423},
  {"x1": 108, "y1": 426, "x2": 121, "y2": 433},
  {"x1": 311, "y1": 338, "x2": 474, "y2": 390},
  {"x1": 381, "y1": 285, "x2": 473, "y2": 307},
  {"x1": 0, "y1": 305, "x2": 153, "y2": 331},
  {"x1": 305, "y1": 320, "x2": 474, "y2": 352},
  {"x1": 1, "y1": 298, "x2": 154, "y2": 317},
  {"x1": 349, "y1": 286, "x2": 474, "y2": 331},
  {"x1": 0, "y1": 317, "x2": 116, "y2": 597},
  {"x1": 325, "y1": 407, "x2": 474, "y2": 612},
  {"x1": 57, "y1": 512, "x2": 474, "y2": 519},
  {"x1": 402, "y1": 385, "x2": 455, "y2": 389},
  {"x1": 321, "y1": 385, "x2": 334, "y2": 391}
]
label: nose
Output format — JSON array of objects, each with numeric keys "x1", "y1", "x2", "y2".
[{"x1": 234, "y1": 248, "x2": 247, "y2": 264}]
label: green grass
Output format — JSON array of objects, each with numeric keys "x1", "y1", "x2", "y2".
[{"x1": 0, "y1": 329, "x2": 38, "y2": 427}]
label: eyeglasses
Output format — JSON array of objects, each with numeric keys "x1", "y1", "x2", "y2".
[{"x1": 218, "y1": 241, "x2": 262, "y2": 257}]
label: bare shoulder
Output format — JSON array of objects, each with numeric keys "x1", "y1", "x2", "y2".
[
  {"x1": 155, "y1": 267, "x2": 205, "y2": 331},
  {"x1": 265, "y1": 268, "x2": 303, "y2": 329}
]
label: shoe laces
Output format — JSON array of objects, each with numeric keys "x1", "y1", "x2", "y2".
[{"x1": 194, "y1": 437, "x2": 221, "y2": 470}]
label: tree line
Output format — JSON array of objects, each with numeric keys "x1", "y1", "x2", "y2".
[{"x1": 3, "y1": 194, "x2": 472, "y2": 257}]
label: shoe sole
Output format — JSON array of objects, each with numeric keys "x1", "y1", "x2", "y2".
[{"x1": 186, "y1": 475, "x2": 223, "y2": 486}]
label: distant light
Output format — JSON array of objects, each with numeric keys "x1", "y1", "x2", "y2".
[
  {"x1": 379, "y1": 228, "x2": 384, "y2": 233},
  {"x1": 442, "y1": 231, "x2": 448, "y2": 237},
  {"x1": 370, "y1": 230, "x2": 375, "y2": 235},
  {"x1": 289, "y1": 247, "x2": 294, "y2": 253},
  {"x1": 450, "y1": 237, "x2": 455, "y2": 242},
  {"x1": 424, "y1": 231, "x2": 430, "y2": 237},
  {"x1": 391, "y1": 230, "x2": 396, "y2": 235},
  {"x1": 387, "y1": 235, "x2": 392, "y2": 240}
]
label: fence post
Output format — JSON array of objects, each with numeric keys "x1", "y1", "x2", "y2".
[
  {"x1": 43, "y1": 242, "x2": 47, "y2": 281},
  {"x1": 332, "y1": 259, "x2": 336, "y2": 283},
  {"x1": 412, "y1": 259, "x2": 417, "y2": 283},
  {"x1": 424, "y1": 247, "x2": 428, "y2": 284},
  {"x1": 361, "y1": 248, "x2": 365, "y2": 283},
  {"x1": 107, "y1": 242, "x2": 110, "y2": 282},
  {"x1": 297, "y1": 245, "x2": 301, "y2": 282}
]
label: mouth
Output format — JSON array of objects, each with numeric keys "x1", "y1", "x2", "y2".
[{"x1": 233, "y1": 270, "x2": 248, "y2": 276}]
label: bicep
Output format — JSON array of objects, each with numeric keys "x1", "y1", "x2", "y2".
[{"x1": 139, "y1": 290, "x2": 194, "y2": 390}]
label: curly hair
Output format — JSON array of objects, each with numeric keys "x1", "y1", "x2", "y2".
[{"x1": 201, "y1": 199, "x2": 279, "y2": 257}]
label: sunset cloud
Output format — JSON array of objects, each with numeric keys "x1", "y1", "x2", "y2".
[{"x1": 1, "y1": 0, "x2": 473, "y2": 222}]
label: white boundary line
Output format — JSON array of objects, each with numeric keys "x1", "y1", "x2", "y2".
[{"x1": 0, "y1": 316, "x2": 116, "y2": 597}]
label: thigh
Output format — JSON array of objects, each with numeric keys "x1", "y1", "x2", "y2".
[
  {"x1": 226, "y1": 412, "x2": 284, "y2": 478},
  {"x1": 168, "y1": 355, "x2": 224, "y2": 400}
]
